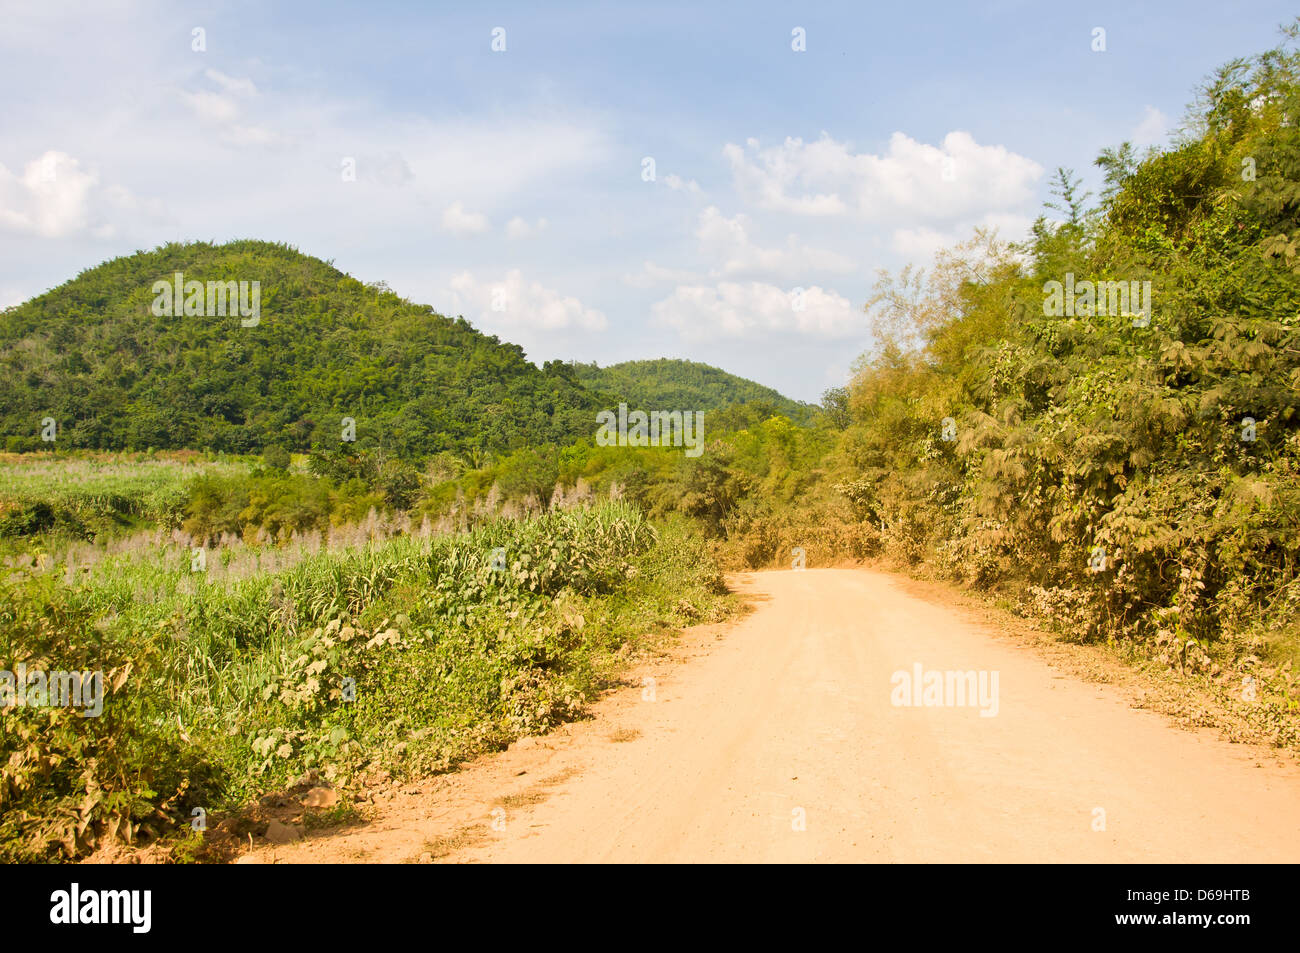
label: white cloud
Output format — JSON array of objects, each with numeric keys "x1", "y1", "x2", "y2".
[
  {"x1": 1133, "y1": 105, "x2": 1169, "y2": 147},
  {"x1": 663, "y1": 173, "x2": 702, "y2": 194},
  {"x1": 441, "y1": 201, "x2": 490, "y2": 236},
  {"x1": 180, "y1": 89, "x2": 240, "y2": 124},
  {"x1": 0, "y1": 150, "x2": 141, "y2": 238},
  {"x1": 622, "y1": 208, "x2": 854, "y2": 288},
  {"x1": 0, "y1": 9, "x2": 613, "y2": 251},
  {"x1": 651, "y1": 281, "x2": 858, "y2": 340},
  {"x1": 223, "y1": 125, "x2": 278, "y2": 147},
  {"x1": 725, "y1": 131, "x2": 1043, "y2": 221},
  {"x1": 205, "y1": 69, "x2": 257, "y2": 97},
  {"x1": 179, "y1": 70, "x2": 280, "y2": 147},
  {"x1": 724, "y1": 136, "x2": 846, "y2": 216},
  {"x1": 446, "y1": 270, "x2": 607, "y2": 332},
  {"x1": 890, "y1": 226, "x2": 953, "y2": 262},
  {"x1": 505, "y1": 215, "x2": 548, "y2": 239},
  {"x1": 891, "y1": 212, "x2": 1033, "y2": 263},
  {"x1": 695, "y1": 205, "x2": 855, "y2": 278},
  {"x1": 350, "y1": 152, "x2": 414, "y2": 187},
  {"x1": 621, "y1": 260, "x2": 702, "y2": 288}
]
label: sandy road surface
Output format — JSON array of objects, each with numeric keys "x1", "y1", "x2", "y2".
[{"x1": 249, "y1": 569, "x2": 1300, "y2": 864}]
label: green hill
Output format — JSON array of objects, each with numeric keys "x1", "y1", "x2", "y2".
[
  {"x1": 569, "y1": 358, "x2": 810, "y2": 420},
  {"x1": 0, "y1": 240, "x2": 608, "y2": 456}
]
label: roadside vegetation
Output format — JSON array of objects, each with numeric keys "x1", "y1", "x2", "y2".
[{"x1": 0, "y1": 499, "x2": 730, "y2": 862}]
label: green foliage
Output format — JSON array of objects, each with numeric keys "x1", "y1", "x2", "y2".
[
  {"x1": 0, "y1": 453, "x2": 229, "y2": 546},
  {"x1": 182, "y1": 468, "x2": 343, "y2": 543},
  {"x1": 422, "y1": 407, "x2": 849, "y2": 562},
  {"x1": 262, "y1": 446, "x2": 291, "y2": 472},
  {"x1": 570, "y1": 358, "x2": 814, "y2": 422},
  {"x1": 0, "y1": 248, "x2": 809, "y2": 463},
  {"x1": 305, "y1": 446, "x2": 422, "y2": 511},
  {"x1": 494, "y1": 446, "x2": 561, "y2": 510},
  {"x1": 0, "y1": 501, "x2": 731, "y2": 862},
  {"x1": 0, "y1": 240, "x2": 604, "y2": 457},
  {"x1": 820, "y1": 386, "x2": 852, "y2": 430},
  {"x1": 831, "y1": 26, "x2": 1300, "y2": 697},
  {"x1": 0, "y1": 571, "x2": 220, "y2": 860}
]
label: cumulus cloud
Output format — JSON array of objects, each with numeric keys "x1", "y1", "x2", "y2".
[
  {"x1": 725, "y1": 131, "x2": 1043, "y2": 221},
  {"x1": 0, "y1": 150, "x2": 160, "y2": 239},
  {"x1": 179, "y1": 69, "x2": 280, "y2": 147},
  {"x1": 0, "y1": 151, "x2": 98, "y2": 237},
  {"x1": 651, "y1": 281, "x2": 857, "y2": 340},
  {"x1": 695, "y1": 205, "x2": 855, "y2": 278},
  {"x1": 622, "y1": 207, "x2": 854, "y2": 288},
  {"x1": 663, "y1": 173, "x2": 702, "y2": 194},
  {"x1": 505, "y1": 215, "x2": 548, "y2": 239},
  {"x1": 446, "y1": 270, "x2": 607, "y2": 332},
  {"x1": 441, "y1": 201, "x2": 490, "y2": 236}
]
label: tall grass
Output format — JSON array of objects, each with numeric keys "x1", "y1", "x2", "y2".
[
  {"x1": 0, "y1": 452, "x2": 249, "y2": 542},
  {"x1": 0, "y1": 500, "x2": 731, "y2": 862}
]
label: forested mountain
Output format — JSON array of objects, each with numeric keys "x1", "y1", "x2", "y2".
[
  {"x1": 0, "y1": 242, "x2": 812, "y2": 457},
  {"x1": 0, "y1": 240, "x2": 611, "y2": 456},
  {"x1": 569, "y1": 358, "x2": 810, "y2": 419}
]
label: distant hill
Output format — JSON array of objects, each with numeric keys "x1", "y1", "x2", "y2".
[
  {"x1": 0, "y1": 240, "x2": 608, "y2": 456},
  {"x1": 569, "y1": 359, "x2": 810, "y2": 420}
]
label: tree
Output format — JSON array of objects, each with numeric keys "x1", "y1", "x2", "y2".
[
  {"x1": 263, "y1": 445, "x2": 291, "y2": 472},
  {"x1": 1045, "y1": 167, "x2": 1092, "y2": 228},
  {"x1": 1094, "y1": 143, "x2": 1138, "y2": 202},
  {"x1": 821, "y1": 387, "x2": 852, "y2": 429}
]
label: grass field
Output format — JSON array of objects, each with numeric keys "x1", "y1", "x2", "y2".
[{"x1": 0, "y1": 452, "x2": 735, "y2": 862}]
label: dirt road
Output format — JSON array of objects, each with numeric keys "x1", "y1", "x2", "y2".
[{"x1": 248, "y1": 569, "x2": 1300, "y2": 864}]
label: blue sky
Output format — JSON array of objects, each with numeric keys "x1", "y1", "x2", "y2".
[{"x1": 0, "y1": 0, "x2": 1293, "y2": 401}]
